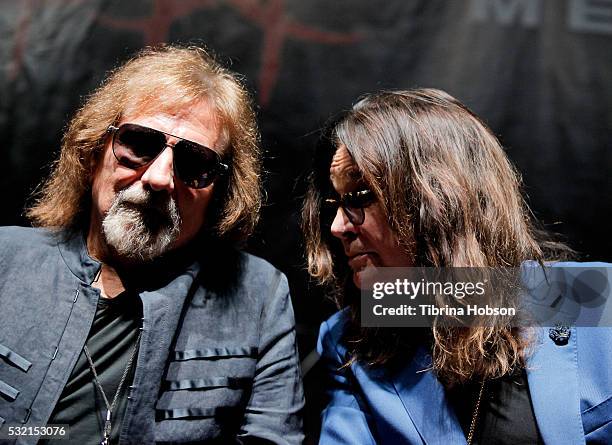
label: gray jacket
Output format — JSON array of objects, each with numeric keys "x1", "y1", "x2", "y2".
[{"x1": 0, "y1": 227, "x2": 304, "y2": 444}]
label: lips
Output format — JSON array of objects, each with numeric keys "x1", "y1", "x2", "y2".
[{"x1": 347, "y1": 252, "x2": 375, "y2": 270}]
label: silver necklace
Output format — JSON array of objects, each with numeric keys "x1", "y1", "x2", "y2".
[
  {"x1": 83, "y1": 331, "x2": 142, "y2": 445},
  {"x1": 466, "y1": 380, "x2": 486, "y2": 445}
]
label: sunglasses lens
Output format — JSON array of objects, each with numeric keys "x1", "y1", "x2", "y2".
[
  {"x1": 111, "y1": 124, "x2": 225, "y2": 188},
  {"x1": 174, "y1": 140, "x2": 221, "y2": 189},
  {"x1": 114, "y1": 125, "x2": 166, "y2": 168},
  {"x1": 344, "y1": 206, "x2": 365, "y2": 225},
  {"x1": 321, "y1": 199, "x2": 338, "y2": 227},
  {"x1": 345, "y1": 190, "x2": 375, "y2": 209}
]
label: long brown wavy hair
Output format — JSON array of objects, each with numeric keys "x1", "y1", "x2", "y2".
[
  {"x1": 303, "y1": 89, "x2": 566, "y2": 385},
  {"x1": 27, "y1": 44, "x2": 261, "y2": 244}
]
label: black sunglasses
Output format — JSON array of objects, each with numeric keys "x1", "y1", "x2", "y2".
[
  {"x1": 324, "y1": 189, "x2": 375, "y2": 226},
  {"x1": 107, "y1": 123, "x2": 229, "y2": 189}
]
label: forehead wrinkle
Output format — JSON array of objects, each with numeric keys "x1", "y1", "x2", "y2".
[{"x1": 330, "y1": 145, "x2": 359, "y2": 178}]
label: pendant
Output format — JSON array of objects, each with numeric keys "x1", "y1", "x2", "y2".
[{"x1": 101, "y1": 409, "x2": 112, "y2": 445}]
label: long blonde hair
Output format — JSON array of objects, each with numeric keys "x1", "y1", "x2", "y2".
[{"x1": 28, "y1": 45, "x2": 261, "y2": 244}]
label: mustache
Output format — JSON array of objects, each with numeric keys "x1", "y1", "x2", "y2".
[
  {"x1": 112, "y1": 185, "x2": 180, "y2": 226},
  {"x1": 117, "y1": 186, "x2": 167, "y2": 207}
]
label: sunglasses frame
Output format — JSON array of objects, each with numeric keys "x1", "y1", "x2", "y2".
[
  {"x1": 106, "y1": 123, "x2": 229, "y2": 189},
  {"x1": 324, "y1": 189, "x2": 375, "y2": 226}
]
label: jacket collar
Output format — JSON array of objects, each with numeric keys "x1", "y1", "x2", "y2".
[
  {"x1": 56, "y1": 228, "x2": 205, "y2": 288},
  {"x1": 57, "y1": 230, "x2": 101, "y2": 284}
]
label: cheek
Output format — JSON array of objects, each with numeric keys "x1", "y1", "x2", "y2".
[
  {"x1": 361, "y1": 207, "x2": 411, "y2": 266},
  {"x1": 91, "y1": 147, "x2": 137, "y2": 214},
  {"x1": 176, "y1": 187, "x2": 214, "y2": 232},
  {"x1": 376, "y1": 227, "x2": 414, "y2": 267},
  {"x1": 91, "y1": 167, "x2": 116, "y2": 216},
  {"x1": 362, "y1": 206, "x2": 395, "y2": 245},
  {"x1": 368, "y1": 225, "x2": 399, "y2": 255}
]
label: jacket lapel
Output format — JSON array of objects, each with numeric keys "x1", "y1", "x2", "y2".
[
  {"x1": 526, "y1": 327, "x2": 585, "y2": 445},
  {"x1": 391, "y1": 346, "x2": 466, "y2": 445}
]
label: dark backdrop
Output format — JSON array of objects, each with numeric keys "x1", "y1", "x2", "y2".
[{"x1": 1, "y1": 0, "x2": 611, "y2": 442}]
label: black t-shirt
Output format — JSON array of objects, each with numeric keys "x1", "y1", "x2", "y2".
[
  {"x1": 43, "y1": 291, "x2": 142, "y2": 445},
  {"x1": 448, "y1": 369, "x2": 544, "y2": 445}
]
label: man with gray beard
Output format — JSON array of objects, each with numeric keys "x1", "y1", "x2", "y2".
[{"x1": 0, "y1": 46, "x2": 304, "y2": 445}]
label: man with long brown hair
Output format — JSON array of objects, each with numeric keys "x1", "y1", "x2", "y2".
[
  {"x1": 303, "y1": 89, "x2": 612, "y2": 444},
  {"x1": 0, "y1": 45, "x2": 303, "y2": 444}
]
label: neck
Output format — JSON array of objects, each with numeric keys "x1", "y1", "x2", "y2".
[
  {"x1": 87, "y1": 224, "x2": 125, "y2": 299},
  {"x1": 92, "y1": 263, "x2": 126, "y2": 299}
]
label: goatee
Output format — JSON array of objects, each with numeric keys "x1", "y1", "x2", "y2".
[{"x1": 102, "y1": 184, "x2": 181, "y2": 262}]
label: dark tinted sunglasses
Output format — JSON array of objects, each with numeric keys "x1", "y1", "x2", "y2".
[
  {"x1": 107, "y1": 123, "x2": 228, "y2": 189},
  {"x1": 324, "y1": 189, "x2": 375, "y2": 226}
]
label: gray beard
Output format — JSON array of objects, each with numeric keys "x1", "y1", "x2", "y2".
[{"x1": 102, "y1": 185, "x2": 181, "y2": 262}]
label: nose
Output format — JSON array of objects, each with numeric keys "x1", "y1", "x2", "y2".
[
  {"x1": 330, "y1": 207, "x2": 357, "y2": 240},
  {"x1": 140, "y1": 146, "x2": 175, "y2": 193}
]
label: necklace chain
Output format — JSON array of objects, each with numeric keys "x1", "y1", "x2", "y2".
[
  {"x1": 83, "y1": 330, "x2": 142, "y2": 445},
  {"x1": 466, "y1": 380, "x2": 486, "y2": 445}
]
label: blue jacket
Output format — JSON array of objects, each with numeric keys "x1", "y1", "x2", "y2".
[
  {"x1": 317, "y1": 264, "x2": 612, "y2": 445},
  {"x1": 0, "y1": 227, "x2": 304, "y2": 444}
]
